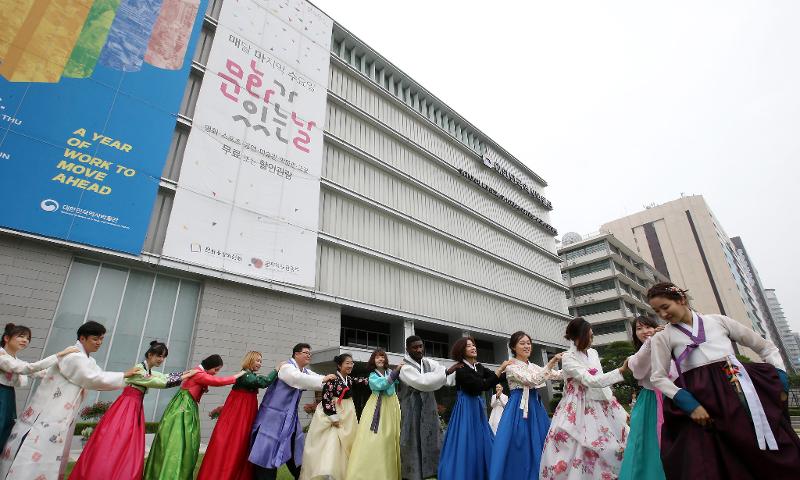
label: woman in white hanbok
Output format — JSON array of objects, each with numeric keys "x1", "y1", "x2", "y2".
[
  {"x1": 488, "y1": 383, "x2": 507, "y2": 434},
  {"x1": 540, "y1": 318, "x2": 630, "y2": 480}
]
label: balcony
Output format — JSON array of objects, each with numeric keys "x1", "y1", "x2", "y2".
[
  {"x1": 562, "y1": 249, "x2": 609, "y2": 267},
  {"x1": 572, "y1": 288, "x2": 619, "y2": 306},
  {"x1": 569, "y1": 268, "x2": 614, "y2": 286},
  {"x1": 582, "y1": 309, "x2": 626, "y2": 323},
  {"x1": 592, "y1": 331, "x2": 631, "y2": 345}
]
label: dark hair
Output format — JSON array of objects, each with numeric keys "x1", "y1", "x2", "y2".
[
  {"x1": 145, "y1": 340, "x2": 169, "y2": 359},
  {"x1": 201, "y1": 354, "x2": 223, "y2": 370},
  {"x1": 450, "y1": 337, "x2": 475, "y2": 363},
  {"x1": 405, "y1": 335, "x2": 422, "y2": 348},
  {"x1": 508, "y1": 331, "x2": 532, "y2": 356},
  {"x1": 367, "y1": 349, "x2": 389, "y2": 372},
  {"x1": 1, "y1": 323, "x2": 31, "y2": 348},
  {"x1": 77, "y1": 321, "x2": 106, "y2": 339},
  {"x1": 292, "y1": 343, "x2": 311, "y2": 357},
  {"x1": 631, "y1": 316, "x2": 660, "y2": 351},
  {"x1": 565, "y1": 318, "x2": 592, "y2": 351},
  {"x1": 334, "y1": 353, "x2": 353, "y2": 371},
  {"x1": 646, "y1": 282, "x2": 688, "y2": 303}
]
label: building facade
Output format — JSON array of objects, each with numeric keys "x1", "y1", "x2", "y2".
[
  {"x1": 0, "y1": 0, "x2": 568, "y2": 440},
  {"x1": 601, "y1": 195, "x2": 768, "y2": 358},
  {"x1": 559, "y1": 232, "x2": 669, "y2": 346},
  {"x1": 731, "y1": 237, "x2": 795, "y2": 371},
  {"x1": 764, "y1": 289, "x2": 800, "y2": 371}
]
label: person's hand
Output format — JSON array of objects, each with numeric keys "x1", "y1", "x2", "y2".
[
  {"x1": 496, "y1": 360, "x2": 511, "y2": 376},
  {"x1": 181, "y1": 369, "x2": 200, "y2": 380},
  {"x1": 394, "y1": 361, "x2": 404, "y2": 372},
  {"x1": 323, "y1": 374, "x2": 337, "y2": 383},
  {"x1": 124, "y1": 366, "x2": 140, "y2": 378},
  {"x1": 655, "y1": 325, "x2": 666, "y2": 333},
  {"x1": 276, "y1": 361, "x2": 287, "y2": 371},
  {"x1": 234, "y1": 370, "x2": 247, "y2": 379},
  {"x1": 57, "y1": 346, "x2": 80, "y2": 358},
  {"x1": 618, "y1": 358, "x2": 629, "y2": 374},
  {"x1": 690, "y1": 405, "x2": 712, "y2": 426},
  {"x1": 548, "y1": 352, "x2": 564, "y2": 366},
  {"x1": 780, "y1": 391, "x2": 788, "y2": 402},
  {"x1": 446, "y1": 363, "x2": 464, "y2": 375}
]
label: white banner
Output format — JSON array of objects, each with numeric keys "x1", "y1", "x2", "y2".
[{"x1": 162, "y1": 0, "x2": 332, "y2": 287}]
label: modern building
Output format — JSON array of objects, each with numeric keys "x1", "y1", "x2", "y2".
[
  {"x1": 558, "y1": 232, "x2": 670, "y2": 347},
  {"x1": 0, "y1": 0, "x2": 568, "y2": 440},
  {"x1": 601, "y1": 195, "x2": 768, "y2": 358},
  {"x1": 764, "y1": 289, "x2": 800, "y2": 371},
  {"x1": 731, "y1": 237, "x2": 795, "y2": 371}
]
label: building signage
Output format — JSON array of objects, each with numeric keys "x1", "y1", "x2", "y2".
[
  {"x1": 482, "y1": 154, "x2": 552, "y2": 210},
  {"x1": 458, "y1": 168, "x2": 558, "y2": 236},
  {"x1": 0, "y1": 0, "x2": 208, "y2": 254},
  {"x1": 162, "y1": 0, "x2": 333, "y2": 288}
]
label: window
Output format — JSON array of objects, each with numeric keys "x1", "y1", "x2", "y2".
[
  {"x1": 568, "y1": 260, "x2": 611, "y2": 278},
  {"x1": 474, "y1": 339, "x2": 495, "y2": 364},
  {"x1": 575, "y1": 300, "x2": 619, "y2": 317},
  {"x1": 564, "y1": 241, "x2": 606, "y2": 261},
  {"x1": 44, "y1": 258, "x2": 201, "y2": 420},
  {"x1": 572, "y1": 279, "x2": 616, "y2": 298},
  {"x1": 340, "y1": 316, "x2": 390, "y2": 351},
  {"x1": 592, "y1": 321, "x2": 628, "y2": 336},
  {"x1": 415, "y1": 329, "x2": 450, "y2": 360}
]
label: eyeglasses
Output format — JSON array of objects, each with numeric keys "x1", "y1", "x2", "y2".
[{"x1": 300, "y1": 351, "x2": 312, "y2": 357}]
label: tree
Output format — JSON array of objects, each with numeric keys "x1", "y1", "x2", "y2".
[{"x1": 598, "y1": 341, "x2": 637, "y2": 406}]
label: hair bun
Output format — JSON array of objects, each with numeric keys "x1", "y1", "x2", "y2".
[
  {"x1": 4, "y1": 323, "x2": 15, "y2": 333},
  {"x1": 150, "y1": 340, "x2": 159, "y2": 347}
]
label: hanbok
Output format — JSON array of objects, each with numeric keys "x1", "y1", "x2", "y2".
[
  {"x1": 0, "y1": 347, "x2": 58, "y2": 446},
  {"x1": 438, "y1": 361, "x2": 499, "y2": 480},
  {"x1": 490, "y1": 358, "x2": 560, "y2": 480},
  {"x1": 196, "y1": 369, "x2": 278, "y2": 480},
  {"x1": 346, "y1": 369, "x2": 401, "y2": 480},
  {"x1": 540, "y1": 346, "x2": 628, "y2": 480},
  {"x1": 299, "y1": 372, "x2": 367, "y2": 480},
  {"x1": 142, "y1": 365, "x2": 238, "y2": 480},
  {"x1": 69, "y1": 362, "x2": 184, "y2": 480}
]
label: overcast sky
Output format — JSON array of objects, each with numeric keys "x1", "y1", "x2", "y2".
[{"x1": 312, "y1": 1, "x2": 800, "y2": 332}]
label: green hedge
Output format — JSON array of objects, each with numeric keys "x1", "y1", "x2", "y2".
[{"x1": 74, "y1": 421, "x2": 160, "y2": 435}]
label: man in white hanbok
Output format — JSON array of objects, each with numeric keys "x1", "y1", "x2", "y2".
[{"x1": 0, "y1": 321, "x2": 136, "y2": 480}]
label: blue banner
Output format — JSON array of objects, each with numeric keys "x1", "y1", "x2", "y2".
[{"x1": 0, "y1": 0, "x2": 207, "y2": 254}]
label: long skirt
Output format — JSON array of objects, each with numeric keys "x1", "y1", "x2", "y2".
[
  {"x1": 346, "y1": 393, "x2": 401, "y2": 480},
  {"x1": 489, "y1": 388, "x2": 551, "y2": 480},
  {"x1": 0, "y1": 385, "x2": 16, "y2": 448},
  {"x1": 197, "y1": 389, "x2": 259, "y2": 480},
  {"x1": 299, "y1": 398, "x2": 358, "y2": 480},
  {"x1": 70, "y1": 386, "x2": 147, "y2": 480},
  {"x1": 618, "y1": 388, "x2": 665, "y2": 480},
  {"x1": 143, "y1": 389, "x2": 200, "y2": 480},
  {"x1": 438, "y1": 391, "x2": 494, "y2": 480},
  {"x1": 540, "y1": 379, "x2": 629, "y2": 479},
  {"x1": 661, "y1": 361, "x2": 800, "y2": 480}
]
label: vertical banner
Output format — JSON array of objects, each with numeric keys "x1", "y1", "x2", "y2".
[
  {"x1": 162, "y1": 0, "x2": 332, "y2": 287},
  {"x1": 0, "y1": 0, "x2": 207, "y2": 254}
]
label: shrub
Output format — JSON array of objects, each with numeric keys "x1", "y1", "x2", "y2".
[{"x1": 79, "y1": 401, "x2": 112, "y2": 420}]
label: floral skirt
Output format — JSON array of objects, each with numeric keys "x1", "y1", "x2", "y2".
[{"x1": 540, "y1": 380, "x2": 629, "y2": 479}]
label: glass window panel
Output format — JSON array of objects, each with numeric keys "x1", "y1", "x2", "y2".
[
  {"x1": 141, "y1": 276, "x2": 180, "y2": 346},
  {"x1": 44, "y1": 260, "x2": 100, "y2": 357},
  {"x1": 88, "y1": 265, "x2": 129, "y2": 368}
]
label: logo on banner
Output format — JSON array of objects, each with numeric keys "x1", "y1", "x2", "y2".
[{"x1": 40, "y1": 199, "x2": 59, "y2": 212}]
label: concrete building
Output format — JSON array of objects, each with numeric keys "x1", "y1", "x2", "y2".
[
  {"x1": 731, "y1": 237, "x2": 795, "y2": 371},
  {"x1": 764, "y1": 289, "x2": 800, "y2": 371},
  {"x1": 0, "y1": 0, "x2": 568, "y2": 440},
  {"x1": 601, "y1": 195, "x2": 768, "y2": 358},
  {"x1": 559, "y1": 232, "x2": 670, "y2": 347}
]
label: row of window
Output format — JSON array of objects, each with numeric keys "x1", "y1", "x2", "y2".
[
  {"x1": 563, "y1": 241, "x2": 607, "y2": 261},
  {"x1": 592, "y1": 321, "x2": 629, "y2": 336},
  {"x1": 572, "y1": 299, "x2": 620, "y2": 317},
  {"x1": 572, "y1": 279, "x2": 616, "y2": 298},
  {"x1": 568, "y1": 260, "x2": 611, "y2": 278}
]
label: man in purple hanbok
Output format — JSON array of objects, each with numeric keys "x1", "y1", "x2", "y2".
[{"x1": 248, "y1": 343, "x2": 334, "y2": 480}]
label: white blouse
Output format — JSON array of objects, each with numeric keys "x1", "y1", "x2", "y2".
[
  {"x1": 0, "y1": 348, "x2": 58, "y2": 388},
  {"x1": 650, "y1": 312, "x2": 785, "y2": 399},
  {"x1": 628, "y1": 338, "x2": 655, "y2": 390},
  {"x1": 561, "y1": 346, "x2": 624, "y2": 401},
  {"x1": 505, "y1": 358, "x2": 561, "y2": 391}
]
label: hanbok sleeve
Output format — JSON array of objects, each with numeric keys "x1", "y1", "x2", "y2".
[
  {"x1": 368, "y1": 371, "x2": 398, "y2": 392},
  {"x1": 0, "y1": 353, "x2": 58, "y2": 375},
  {"x1": 455, "y1": 365, "x2": 499, "y2": 395},
  {"x1": 58, "y1": 353, "x2": 124, "y2": 391},
  {"x1": 399, "y1": 360, "x2": 447, "y2": 392},
  {"x1": 720, "y1": 316, "x2": 786, "y2": 371},
  {"x1": 278, "y1": 363, "x2": 325, "y2": 391},
  {"x1": 650, "y1": 330, "x2": 680, "y2": 399},
  {"x1": 561, "y1": 351, "x2": 623, "y2": 388},
  {"x1": 126, "y1": 366, "x2": 170, "y2": 389},
  {"x1": 505, "y1": 362, "x2": 551, "y2": 388},
  {"x1": 193, "y1": 370, "x2": 238, "y2": 387},
  {"x1": 627, "y1": 338, "x2": 652, "y2": 381},
  {"x1": 237, "y1": 370, "x2": 277, "y2": 389},
  {"x1": 321, "y1": 379, "x2": 339, "y2": 419}
]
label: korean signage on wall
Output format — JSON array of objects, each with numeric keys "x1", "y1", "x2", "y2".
[
  {"x1": 0, "y1": 0, "x2": 207, "y2": 254},
  {"x1": 162, "y1": 0, "x2": 333, "y2": 288}
]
